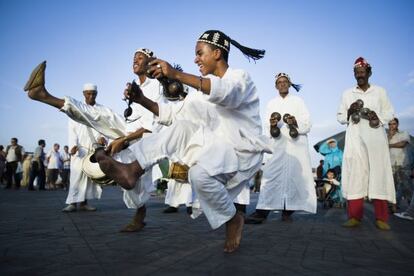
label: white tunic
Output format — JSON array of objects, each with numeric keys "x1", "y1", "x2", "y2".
[
  {"x1": 46, "y1": 150, "x2": 62, "y2": 169},
  {"x1": 256, "y1": 94, "x2": 317, "y2": 213},
  {"x1": 65, "y1": 104, "x2": 105, "y2": 204},
  {"x1": 156, "y1": 68, "x2": 271, "y2": 187},
  {"x1": 389, "y1": 131, "x2": 411, "y2": 168},
  {"x1": 337, "y1": 84, "x2": 395, "y2": 202}
]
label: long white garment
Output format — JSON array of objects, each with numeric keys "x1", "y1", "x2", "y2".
[
  {"x1": 337, "y1": 84, "x2": 395, "y2": 202},
  {"x1": 130, "y1": 68, "x2": 271, "y2": 229},
  {"x1": 65, "y1": 114, "x2": 103, "y2": 204},
  {"x1": 256, "y1": 94, "x2": 317, "y2": 213},
  {"x1": 165, "y1": 179, "x2": 193, "y2": 207},
  {"x1": 61, "y1": 78, "x2": 163, "y2": 209}
]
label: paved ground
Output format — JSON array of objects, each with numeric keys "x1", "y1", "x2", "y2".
[{"x1": 1, "y1": 186, "x2": 414, "y2": 276}]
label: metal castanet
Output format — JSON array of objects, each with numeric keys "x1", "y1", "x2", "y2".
[
  {"x1": 270, "y1": 112, "x2": 281, "y2": 138},
  {"x1": 283, "y1": 113, "x2": 299, "y2": 138}
]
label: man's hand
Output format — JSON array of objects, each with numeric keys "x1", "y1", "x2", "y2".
[
  {"x1": 124, "y1": 81, "x2": 145, "y2": 104},
  {"x1": 97, "y1": 137, "x2": 107, "y2": 146},
  {"x1": 148, "y1": 59, "x2": 178, "y2": 80},
  {"x1": 106, "y1": 137, "x2": 129, "y2": 156},
  {"x1": 70, "y1": 146, "x2": 78, "y2": 155}
]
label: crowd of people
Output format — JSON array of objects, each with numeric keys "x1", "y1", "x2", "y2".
[{"x1": 3, "y1": 29, "x2": 412, "y2": 253}]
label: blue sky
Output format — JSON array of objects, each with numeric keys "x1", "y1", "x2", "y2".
[{"x1": 1, "y1": 0, "x2": 413, "y2": 166}]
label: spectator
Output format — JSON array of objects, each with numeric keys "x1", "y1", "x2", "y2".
[
  {"x1": 60, "y1": 145, "x2": 71, "y2": 191},
  {"x1": 316, "y1": 160, "x2": 324, "y2": 179},
  {"x1": 5, "y1": 137, "x2": 25, "y2": 189},
  {"x1": 319, "y1": 138, "x2": 343, "y2": 176},
  {"x1": 0, "y1": 145, "x2": 6, "y2": 184},
  {"x1": 28, "y1": 139, "x2": 46, "y2": 191},
  {"x1": 46, "y1": 143, "x2": 62, "y2": 190}
]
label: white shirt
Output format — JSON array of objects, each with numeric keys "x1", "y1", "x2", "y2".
[
  {"x1": 47, "y1": 150, "x2": 62, "y2": 169},
  {"x1": 389, "y1": 130, "x2": 411, "y2": 167}
]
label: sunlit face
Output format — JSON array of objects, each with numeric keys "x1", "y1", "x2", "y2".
[
  {"x1": 83, "y1": 90, "x2": 97, "y2": 106},
  {"x1": 133, "y1": 52, "x2": 149, "y2": 75},
  {"x1": 194, "y1": 42, "x2": 219, "y2": 76},
  {"x1": 275, "y1": 77, "x2": 290, "y2": 95},
  {"x1": 354, "y1": 66, "x2": 371, "y2": 87},
  {"x1": 388, "y1": 119, "x2": 398, "y2": 131},
  {"x1": 328, "y1": 141, "x2": 337, "y2": 148}
]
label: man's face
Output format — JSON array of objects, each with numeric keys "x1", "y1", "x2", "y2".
[
  {"x1": 275, "y1": 77, "x2": 290, "y2": 95},
  {"x1": 354, "y1": 66, "x2": 371, "y2": 87},
  {"x1": 194, "y1": 42, "x2": 219, "y2": 76},
  {"x1": 133, "y1": 52, "x2": 149, "y2": 75},
  {"x1": 64, "y1": 146, "x2": 68, "y2": 152},
  {"x1": 328, "y1": 141, "x2": 336, "y2": 148},
  {"x1": 54, "y1": 144, "x2": 60, "y2": 151},
  {"x1": 11, "y1": 139, "x2": 17, "y2": 145},
  {"x1": 327, "y1": 172, "x2": 335, "y2": 180},
  {"x1": 388, "y1": 120, "x2": 398, "y2": 131},
  {"x1": 83, "y1": 90, "x2": 97, "y2": 106}
]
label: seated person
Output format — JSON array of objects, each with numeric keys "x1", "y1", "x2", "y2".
[{"x1": 316, "y1": 169, "x2": 340, "y2": 200}]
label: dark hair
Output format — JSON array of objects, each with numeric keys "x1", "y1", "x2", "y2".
[
  {"x1": 206, "y1": 44, "x2": 229, "y2": 62},
  {"x1": 0, "y1": 145, "x2": 3, "y2": 151},
  {"x1": 38, "y1": 139, "x2": 46, "y2": 146},
  {"x1": 11, "y1": 137, "x2": 18, "y2": 143},
  {"x1": 326, "y1": 169, "x2": 336, "y2": 177},
  {"x1": 390, "y1": 117, "x2": 399, "y2": 125}
]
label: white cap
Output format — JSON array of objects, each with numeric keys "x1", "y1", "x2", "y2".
[{"x1": 83, "y1": 83, "x2": 97, "y2": 91}]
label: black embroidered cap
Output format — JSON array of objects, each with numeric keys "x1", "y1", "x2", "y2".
[
  {"x1": 275, "y1": 72, "x2": 302, "y2": 92},
  {"x1": 198, "y1": 30, "x2": 265, "y2": 61}
]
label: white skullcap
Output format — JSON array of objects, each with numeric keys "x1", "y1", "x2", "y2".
[{"x1": 83, "y1": 83, "x2": 97, "y2": 91}]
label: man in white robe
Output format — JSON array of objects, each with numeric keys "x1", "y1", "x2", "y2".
[
  {"x1": 337, "y1": 57, "x2": 395, "y2": 230},
  {"x1": 62, "y1": 84, "x2": 107, "y2": 212},
  {"x1": 245, "y1": 73, "x2": 317, "y2": 224},
  {"x1": 92, "y1": 30, "x2": 270, "y2": 253}
]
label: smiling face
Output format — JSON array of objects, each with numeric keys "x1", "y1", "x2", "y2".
[
  {"x1": 194, "y1": 42, "x2": 221, "y2": 76},
  {"x1": 133, "y1": 52, "x2": 150, "y2": 75}
]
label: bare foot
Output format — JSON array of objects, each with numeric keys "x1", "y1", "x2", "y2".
[
  {"x1": 224, "y1": 211, "x2": 244, "y2": 253},
  {"x1": 95, "y1": 150, "x2": 143, "y2": 190},
  {"x1": 120, "y1": 206, "x2": 146, "y2": 232}
]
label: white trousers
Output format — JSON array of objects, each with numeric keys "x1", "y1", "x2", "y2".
[
  {"x1": 165, "y1": 180, "x2": 193, "y2": 208},
  {"x1": 129, "y1": 120, "x2": 245, "y2": 229}
]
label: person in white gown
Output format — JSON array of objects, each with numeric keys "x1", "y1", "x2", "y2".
[
  {"x1": 245, "y1": 73, "x2": 317, "y2": 224},
  {"x1": 337, "y1": 57, "x2": 395, "y2": 230}
]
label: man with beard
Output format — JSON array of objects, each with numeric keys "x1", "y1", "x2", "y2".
[{"x1": 337, "y1": 57, "x2": 395, "y2": 230}]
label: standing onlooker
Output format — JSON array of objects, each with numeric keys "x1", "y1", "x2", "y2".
[
  {"x1": 21, "y1": 154, "x2": 33, "y2": 187},
  {"x1": 28, "y1": 139, "x2": 46, "y2": 191},
  {"x1": 316, "y1": 160, "x2": 324, "y2": 179},
  {"x1": 337, "y1": 57, "x2": 395, "y2": 230},
  {"x1": 60, "y1": 145, "x2": 71, "y2": 191},
  {"x1": 0, "y1": 145, "x2": 6, "y2": 184},
  {"x1": 319, "y1": 138, "x2": 343, "y2": 176},
  {"x1": 388, "y1": 117, "x2": 411, "y2": 212},
  {"x1": 46, "y1": 143, "x2": 63, "y2": 190},
  {"x1": 5, "y1": 137, "x2": 25, "y2": 189}
]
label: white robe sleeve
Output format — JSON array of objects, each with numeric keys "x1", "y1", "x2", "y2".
[
  {"x1": 68, "y1": 119, "x2": 79, "y2": 157},
  {"x1": 337, "y1": 92, "x2": 349, "y2": 125},
  {"x1": 208, "y1": 70, "x2": 253, "y2": 109},
  {"x1": 295, "y1": 98, "x2": 312, "y2": 135},
  {"x1": 377, "y1": 88, "x2": 394, "y2": 125}
]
